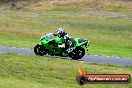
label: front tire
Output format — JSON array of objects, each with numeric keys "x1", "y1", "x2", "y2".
[
  {"x1": 34, "y1": 44, "x2": 47, "y2": 56},
  {"x1": 69, "y1": 47, "x2": 85, "y2": 60}
]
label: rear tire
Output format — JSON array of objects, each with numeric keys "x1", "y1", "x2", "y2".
[
  {"x1": 69, "y1": 47, "x2": 85, "y2": 60},
  {"x1": 34, "y1": 44, "x2": 47, "y2": 56}
]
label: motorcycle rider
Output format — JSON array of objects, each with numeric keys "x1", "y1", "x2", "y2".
[
  {"x1": 47, "y1": 28, "x2": 75, "y2": 50},
  {"x1": 56, "y1": 28, "x2": 75, "y2": 49}
]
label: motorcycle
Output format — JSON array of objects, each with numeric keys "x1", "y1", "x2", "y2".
[{"x1": 34, "y1": 33, "x2": 89, "y2": 60}]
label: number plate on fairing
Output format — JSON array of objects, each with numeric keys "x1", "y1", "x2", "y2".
[{"x1": 66, "y1": 47, "x2": 75, "y2": 53}]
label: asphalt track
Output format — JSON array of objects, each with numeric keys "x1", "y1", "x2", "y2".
[{"x1": 0, "y1": 46, "x2": 132, "y2": 66}]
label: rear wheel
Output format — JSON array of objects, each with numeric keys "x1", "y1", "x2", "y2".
[
  {"x1": 34, "y1": 44, "x2": 48, "y2": 56},
  {"x1": 69, "y1": 47, "x2": 85, "y2": 60}
]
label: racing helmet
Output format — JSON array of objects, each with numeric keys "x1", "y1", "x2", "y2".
[{"x1": 57, "y1": 28, "x2": 66, "y2": 37}]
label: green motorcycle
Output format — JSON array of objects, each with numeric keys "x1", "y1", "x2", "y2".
[{"x1": 34, "y1": 33, "x2": 89, "y2": 60}]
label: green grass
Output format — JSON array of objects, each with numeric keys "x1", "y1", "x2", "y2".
[
  {"x1": 0, "y1": 53, "x2": 132, "y2": 88},
  {"x1": 0, "y1": 11, "x2": 132, "y2": 58}
]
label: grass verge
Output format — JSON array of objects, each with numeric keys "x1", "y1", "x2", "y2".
[{"x1": 0, "y1": 53, "x2": 132, "y2": 88}]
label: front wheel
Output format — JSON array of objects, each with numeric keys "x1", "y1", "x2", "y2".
[
  {"x1": 34, "y1": 44, "x2": 48, "y2": 56},
  {"x1": 69, "y1": 47, "x2": 85, "y2": 60}
]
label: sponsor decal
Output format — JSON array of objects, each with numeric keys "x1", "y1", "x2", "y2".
[{"x1": 76, "y1": 65, "x2": 131, "y2": 85}]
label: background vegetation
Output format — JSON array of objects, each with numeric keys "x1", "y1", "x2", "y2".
[{"x1": 1, "y1": 0, "x2": 132, "y2": 12}]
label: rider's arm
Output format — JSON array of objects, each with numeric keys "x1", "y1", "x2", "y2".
[{"x1": 53, "y1": 34, "x2": 58, "y2": 36}]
